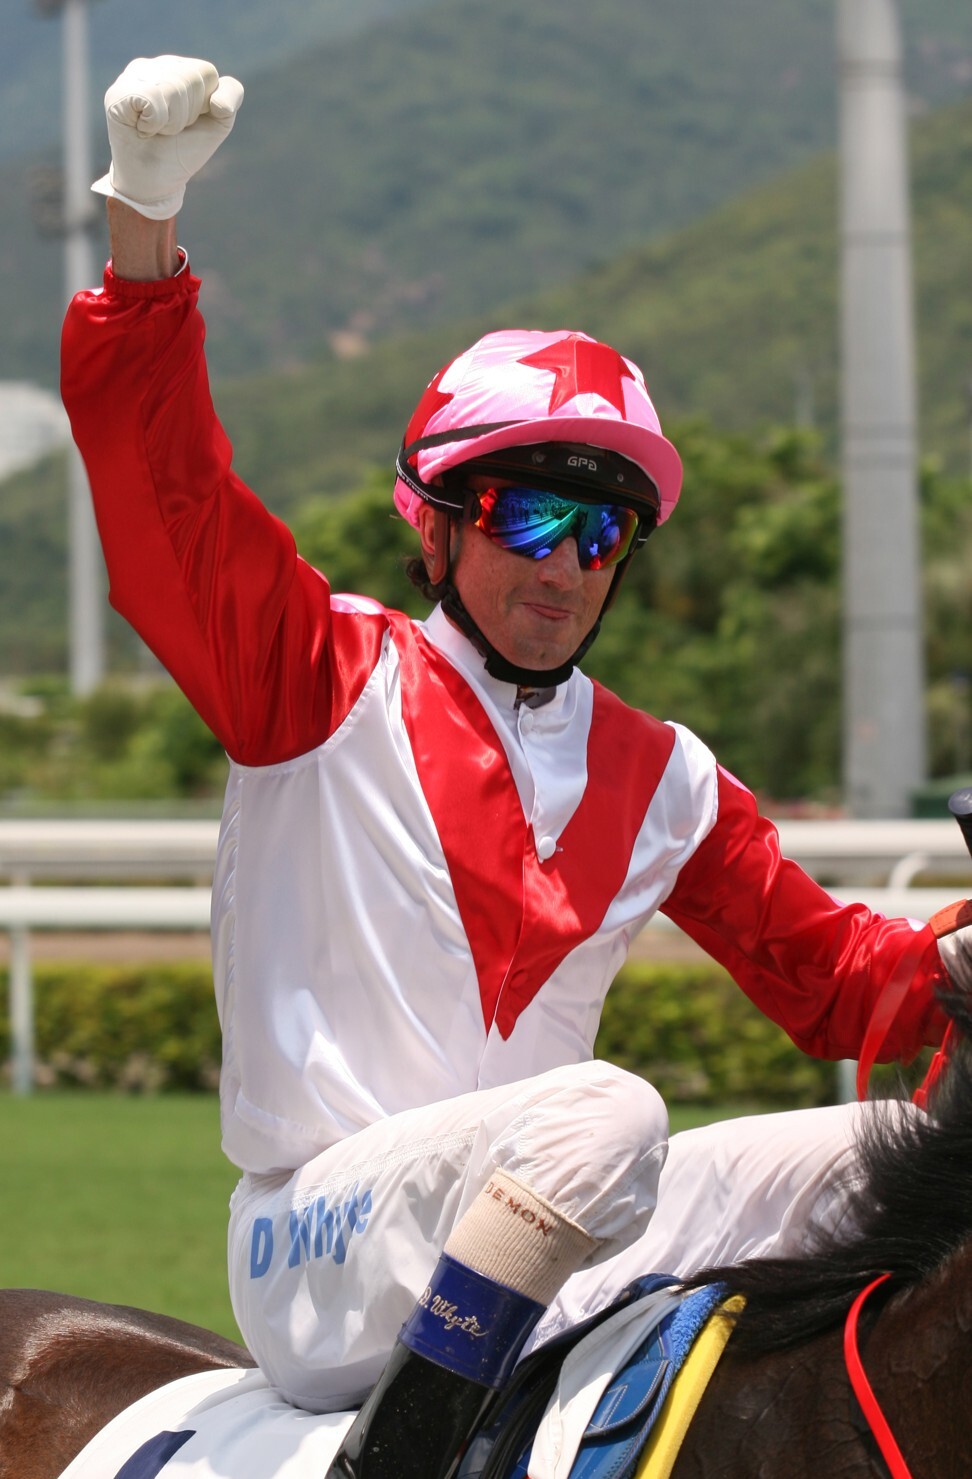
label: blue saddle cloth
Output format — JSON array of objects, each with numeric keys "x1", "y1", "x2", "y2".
[
  {"x1": 493, "y1": 1276, "x2": 724, "y2": 1479},
  {"x1": 564, "y1": 1281, "x2": 724, "y2": 1479}
]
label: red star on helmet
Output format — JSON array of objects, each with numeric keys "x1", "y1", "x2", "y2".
[
  {"x1": 404, "y1": 365, "x2": 454, "y2": 448},
  {"x1": 518, "y1": 334, "x2": 634, "y2": 418}
]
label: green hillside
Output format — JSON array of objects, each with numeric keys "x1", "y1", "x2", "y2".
[
  {"x1": 1, "y1": 0, "x2": 438, "y2": 162},
  {"x1": 7, "y1": 0, "x2": 969, "y2": 389},
  {"x1": 4, "y1": 90, "x2": 970, "y2": 758},
  {"x1": 520, "y1": 97, "x2": 972, "y2": 473},
  {"x1": 209, "y1": 91, "x2": 972, "y2": 520}
]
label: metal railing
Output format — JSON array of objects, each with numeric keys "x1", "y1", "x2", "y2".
[
  {"x1": 0, "y1": 818, "x2": 219, "y2": 881},
  {"x1": 4, "y1": 817, "x2": 970, "y2": 885},
  {"x1": 2, "y1": 818, "x2": 970, "y2": 1095},
  {"x1": 0, "y1": 819, "x2": 218, "y2": 1093}
]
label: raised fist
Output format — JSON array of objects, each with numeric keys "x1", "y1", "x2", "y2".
[{"x1": 92, "y1": 56, "x2": 244, "y2": 220}]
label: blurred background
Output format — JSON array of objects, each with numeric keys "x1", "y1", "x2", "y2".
[
  {"x1": 0, "y1": 0, "x2": 971, "y2": 1339},
  {"x1": 3, "y1": 0, "x2": 972, "y2": 806}
]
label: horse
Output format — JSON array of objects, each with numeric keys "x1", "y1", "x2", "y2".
[{"x1": 4, "y1": 990, "x2": 972, "y2": 1479}]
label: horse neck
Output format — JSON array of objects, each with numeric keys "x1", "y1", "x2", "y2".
[{"x1": 866, "y1": 1238, "x2": 972, "y2": 1466}]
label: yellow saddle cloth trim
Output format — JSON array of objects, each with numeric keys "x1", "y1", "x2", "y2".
[{"x1": 634, "y1": 1295, "x2": 745, "y2": 1479}]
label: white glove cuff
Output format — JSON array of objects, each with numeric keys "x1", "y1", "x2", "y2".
[{"x1": 91, "y1": 165, "x2": 185, "y2": 222}]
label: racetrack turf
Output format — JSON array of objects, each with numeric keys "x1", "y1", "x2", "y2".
[{"x1": 0, "y1": 1092, "x2": 242, "y2": 1340}]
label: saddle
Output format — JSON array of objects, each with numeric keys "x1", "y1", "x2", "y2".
[
  {"x1": 461, "y1": 1275, "x2": 726, "y2": 1479},
  {"x1": 59, "y1": 1278, "x2": 731, "y2": 1479}
]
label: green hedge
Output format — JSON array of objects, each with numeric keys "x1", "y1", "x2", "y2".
[
  {"x1": 0, "y1": 962, "x2": 222, "y2": 1093},
  {"x1": 596, "y1": 961, "x2": 834, "y2": 1107},
  {"x1": 0, "y1": 959, "x2": 836, "y2": 1105}
]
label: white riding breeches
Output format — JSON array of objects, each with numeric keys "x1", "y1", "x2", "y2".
[
  {"x1": 532, "y1": 1099, "x2": 872, "y2": 1347},
  {"x1": 228, "y1": 1061, "x2": 668, "y2": 1411}
]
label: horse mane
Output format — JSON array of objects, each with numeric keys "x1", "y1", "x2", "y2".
[{"x1": 686, "y1": 985, "x2": 972, "y2": 1355}]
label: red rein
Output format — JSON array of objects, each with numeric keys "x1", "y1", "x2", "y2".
[
  {"x1": 843, "y1": 1274, "x2": 913, "y2": 1479},
  {"x1": 846, "y1": 904, "x2": 972, "y2": 1472},
  {"x1": 856, "y1": 899, "x2": 972, "y2": 1105}
]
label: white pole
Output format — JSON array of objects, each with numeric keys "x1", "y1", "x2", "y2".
[
  {"x1": 837, "y1": 0, "x2": 926, "y2": 818},
  {"x1": 9, "y1": 879, "x2": 34, "y2": 1094},
  {"x1": 62, "y1": 0, "x2": 105, "y2": 695}
]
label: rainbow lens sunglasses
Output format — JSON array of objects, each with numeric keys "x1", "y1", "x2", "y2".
[{"x1": 467, "y1": 485, "x2": 644, "y2": 571}]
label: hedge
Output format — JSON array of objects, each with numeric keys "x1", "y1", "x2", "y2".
[
  {"x1": 0, "y1": 959, "x2": 837, "y2": 1104},
  {"x1": 596, "y1": 961, "x2": 835, "y2": 1106},
  {"x1": 0, "y1": 962, "x2": 222, "y2": 1093}
]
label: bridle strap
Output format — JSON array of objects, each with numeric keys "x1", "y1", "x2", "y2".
[{"x1": 843, "y1": 1274, "x2": 913, "y2": 1479}]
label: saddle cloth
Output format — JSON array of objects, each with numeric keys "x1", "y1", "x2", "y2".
[
  {"x1": 56, "y1": 1368, "x2": 354, "y2": 1479},
  {"x1": 56, "y1": 1283, "x2": 728, "y2": 1479},
  {"x1": 517, "y1": 1282, "x2": 725, "y2": 1479},
  {"x1": 635, "y1": 1295, "x2": 745, "y2": 1479}
]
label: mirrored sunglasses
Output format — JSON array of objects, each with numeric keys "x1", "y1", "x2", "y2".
[{"x1": 469, "y1": 485, "x2": 642, "y2": 571}]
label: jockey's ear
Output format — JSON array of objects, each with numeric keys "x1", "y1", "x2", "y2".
[
  {"x1": 416, "y1": 501, "x2": 436, "y2": 563},
  {"x1": 416, "y1": 502, "x2": 452, "y2": 587}
]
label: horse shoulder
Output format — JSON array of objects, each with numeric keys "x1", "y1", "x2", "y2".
[
  {"x1": 861, "y1": 1244, "x2": 972, "y2": 1474},
  {"x1": 668, "y1": 1326, "x2": 875, "y2": 1479}
]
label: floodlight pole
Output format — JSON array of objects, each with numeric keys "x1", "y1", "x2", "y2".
[
  {"x1": 837, "y1": 0, "x2": 925, "y2": 819},
  {"x1": 37, "y1": 0, "x2": 105, "y2": 695}
]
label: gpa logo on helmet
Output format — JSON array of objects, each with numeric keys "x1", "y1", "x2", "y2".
[{"x1": 567, "y1": 455, "x2": 598, "y2": 472}]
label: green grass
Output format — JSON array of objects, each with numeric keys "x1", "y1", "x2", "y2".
[
  {"x1": 0, "y1": 1093, "x2": 771, "y2": 1345},
  {"x1": 0, "y1": 1092, "x2": 242, "y2": 1340}
]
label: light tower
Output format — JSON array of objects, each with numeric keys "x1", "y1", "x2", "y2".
[
  {"x1": 837, "y1": 0, "x2": 925, "y2": 817},
  {"x1": 35, "y1": 0, "x2": 105, "y2": 695}
]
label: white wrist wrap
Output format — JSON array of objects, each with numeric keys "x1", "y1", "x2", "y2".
[{"x1": 445, "y1": 1169, "x2": 597, "y2": 1308}]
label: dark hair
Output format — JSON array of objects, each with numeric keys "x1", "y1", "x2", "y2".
[{"x1": 404, "y1": 554, "x2": 450, "y2": 605}]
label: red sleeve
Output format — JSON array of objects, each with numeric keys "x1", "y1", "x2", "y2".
[
  {"x1": 60, "y1": 262, "x2": 385, "y2": 765},
  {"x1": 661, "y1": 767, "x2": 949, "y2": 1063}
]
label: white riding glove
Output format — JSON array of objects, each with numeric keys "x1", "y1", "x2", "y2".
[{"x1": 92, "y1": 56, "x2": 244, "y2": 221}]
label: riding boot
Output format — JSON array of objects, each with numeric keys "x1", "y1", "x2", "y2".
[
  {"x1": 326, "y1": 1173, "x2": 596, "y2": 1479},
  {"x1": 325, "y1": 1337, "x2": 498, "y2": 1479},
  {"x1": 324, "y1": 1253, "x2": 546, "y2": 1479}
]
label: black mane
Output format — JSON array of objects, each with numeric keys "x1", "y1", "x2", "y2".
[{"x1": 687, "y1": 986, "x2": 972, "y2": 1355}]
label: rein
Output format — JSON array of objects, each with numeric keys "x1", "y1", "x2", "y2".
[
  {"x1": 847, "y1": 902, "x2": 971, "y2": 1470},
  {"x1": 843, "y1": 1274, "x2": 913, "y2": 1479}
]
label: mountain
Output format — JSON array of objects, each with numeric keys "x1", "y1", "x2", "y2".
[
  {"x1": 2, "y1": 0, "x2": 969, "y2": 389},
  {"x1": 1, "y1": 0, "x2": 437, "y2": 161},
  {"x1": 211, "y1": 92, "x2": 972, "y2": 515},
  {"x1": 2, "y1": 88, "x2": 970, "y2": 679},
  {"x1": 4, "y1": 0, "x2": 968, "y2": 164}
]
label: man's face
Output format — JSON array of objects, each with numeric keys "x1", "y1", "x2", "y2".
[{"x1": 419, "y1": 476, "x2": 615, "y2": 672}]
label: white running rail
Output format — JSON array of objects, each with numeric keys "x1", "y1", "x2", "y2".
[{"x1": 2, "y1": 819, "x2": 970, "y2": 1095}]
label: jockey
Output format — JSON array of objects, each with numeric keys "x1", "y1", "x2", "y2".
[{"x1": 60, "y1": 58, "x2": 968, "y2": 1479}]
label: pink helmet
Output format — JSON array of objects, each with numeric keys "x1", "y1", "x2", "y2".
[{"x1": 394, "y1": 328, "x2": 682, "y2": 527}]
